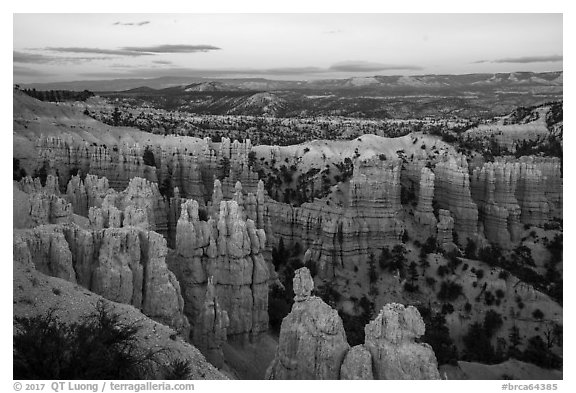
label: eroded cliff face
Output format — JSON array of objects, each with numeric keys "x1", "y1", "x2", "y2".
[
  {"x1": 171, "y1": 198, "x2": 269, "y2": 350},
  {"x1": 470, "y1": 156, "x2": 562, "y2": 246},
  {"x1": 266, "y1": 268, "x2": 441, "y2": 380},
  {"x1": 13, "y1": 223, "x2": 190, "y2": 336},
  {"x1": 192, "y1": 277, "x2": 230, "y2": 369},
  {"x1": 35, "y1": 135, "x2": 255, "y2": 202},
  {"x1": 414, "y1": 166, "x2": 438, "y2": 238},
  {"x1": 433, "y1": 155, "x2": 479, "y2": 243},
  {"x1": 66, "y1": 176, "x2": 169, "y2": 236},
  {"x1": 37, "y1": 137, "x2": 157, "y2": 191},
  {"x1": 264, "y1": 157, "x2": 404, "y2": 279}
]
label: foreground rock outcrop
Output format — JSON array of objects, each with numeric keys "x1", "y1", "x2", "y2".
[
  {"x1": 363, "y1": 303, "x2": 441, "y2": 380},
  {"x1": 266, "y1": 268, "x2": 440, "y2": 380},
  {"x1": 13, "y1": 252, "x2": 226, "y2": 380},
  {"x1": 266, "y1": 268, "x2": 350, "y2": 379},
  {"x1": 13, "y1": 223, "x2": 189, "y2": 336}
]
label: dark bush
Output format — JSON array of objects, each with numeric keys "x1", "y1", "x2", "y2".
[
  {"x1": 438, "y1": 281, "x2": 463, "y2": 301},
  {"x1": 418, "y1": 306, "x2": 459, "y2": 365},
  {"x1": 462, "y1": 322, "x2": 496, "y2": 363},
  {"x1": 475, "y1": 269, "x2": 485, "y2": 280},
  {"x1": 532, "y1": 309, "x2": 545, "y2": 320},
  {"x1": 441, "y1": 303, "x2": 454, "y2": 315},
  {"x1": 521, "y1": 336, "x2": 562, "y2": 369},
  {"x1": 142, "y1": 147, "x2": 156, "y2": 167},
  {"x1": 483, "y1": 310, "x2": 503, "y2": 337},
  {"x1": 13, "y1": 300, "x2": 182, "y2": 379}
]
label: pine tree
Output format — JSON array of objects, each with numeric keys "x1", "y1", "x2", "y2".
[
  {"x1": 112, "y1": 107, "x2": 122, "y2": 126},
  {"x1": 408, "y1": 261, "x2": 419, "y2": 285},
  {"x1": 508, "y1": 325, "x2": 522, "y2": 358},
  {"x1": 368, "y1": 253, "x2": 378, "y2": 284}
]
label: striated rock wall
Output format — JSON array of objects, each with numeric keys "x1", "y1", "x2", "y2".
[
  {"x1": 28, "y1": 193, "x2": 72, "y2": 227},
  {"x1": 172, "y1": 198, "x2": 269, "y2": 348},
  {"x1": 68, "y1": 176, "x2": 169, "y2": 237},
  {"x1": 470, "y1": 156, "x2": 562, "y2": 246},
  {"x1": 434, "y1": 155, "x2": 479, "y2": 243},
  {"x1": 515, "y1": 158, "x2": 552, "y2": 226},
  {"x1": 13, "y1": 224, "x2": 189, "y2": 336},
  {"x1": 471, "y1": 160, "x2": 522, "y2": 247},
  {"x1": 36, "y1": 136, "x2": 158, "y2": 191},
  {"x1": 16, "y1": 176, "x2": 73, "y2": 227},
  {"x1": 436, "y1": 209, "x2": 455, "y2": 249},
  {"x1": 414, "y1": 167, "x2": 438, "y2": 238},
  {"x1": 263, "y1": 157, "x2": 404, "y2": 279},
  {"x1": 192, "y1": 277, "x2": 230, "y2": 368},
  {"x1": 36, "y1": 135, "x2": 256, "y2": 203}
]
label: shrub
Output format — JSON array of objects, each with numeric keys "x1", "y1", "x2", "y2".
[
  {"x1": 438, "y1": 281, "x2": 463, "y2": 301},
  {"x1": 464, "y1": 238, "x2": 477, "y2": 259},
  {"x1": 532, "y1": 309, "x2": 545, "y2": 320},
  {"x1": 521, "y1": 336, "x2": 562, "y2": 369},
  {"x1": 142, "y1": 147, "x2": 156, "y2": 167},
  {"x1": 417, "y1": 306, "x2": 459, "y2": 365},
  {"x1": 441, "y1": 303, "x2": 454, "y2": 315},
  {"x1": 437, "y1": 265, "x2": 450, "y2": 277},
  {"x1": 462, "y1": 322, "x2": 496, "y2": 363},
  {"x1": 13, "y1": 158, "x2": 27, "y2": 181},
  {"x1": 13, "y1": 300, "x2": 182, "y2": 379},
  {"x1": 269, "y1": 285, "x2": 292, "y2": 334},
  {"x1": 421, "y1": 236, "x2": 438, "y2": 256},
  {"x1": 425, "y1": 276, "x2": 437, "y2": 288},
  {"x1": 483, "y1": 310, "x2": 503, "y2": 337},
  {"x1": 484, "y1": 291, "x2": 495, "y2": 306}
]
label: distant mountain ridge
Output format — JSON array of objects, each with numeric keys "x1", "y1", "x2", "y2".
[{"x1": 19, "y1": 71, "x2": 562, "y2": 92}]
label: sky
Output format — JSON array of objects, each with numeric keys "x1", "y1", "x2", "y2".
[{"x1": 13, "y1": 13, "x2": 563, "y2": 83}]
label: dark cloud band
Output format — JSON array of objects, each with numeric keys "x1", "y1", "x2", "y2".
[
  {"x1": 14, "y1": 51, "x2": 111, "y2": 64},
  {"x1": 113, "y1": 21, "x2": 150, "y2": 26},
  {"x1": 121, "y1": 44, "x2": 221, "y2": 53},
  {"x1": 46, "y1": 47, "x2": 153, "y2": 57}
]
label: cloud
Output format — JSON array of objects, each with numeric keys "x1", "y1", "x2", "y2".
[
  {"x1": 329, "y1": 61, "x2": 423, "y2": 72},
  {"x1": 46, "y1": 47, "x2": 153, "y2": 57},
  {"x1": 113, "y1": 21, "x2": 150, "y2": 26},
  {"x1": 475, "y1": 55, "x2": 563, "y2": 64},
  {"x1": 14, "y1": 51, "x2": 53, "y2": 64},
  {"x1": 13, "y1": 51, "x2": 110, "y2": 64},
  {"x1": 13, "y1": 65, "x2": 54, "y2": 77},
  {"x1": 324, "y1": 29, "x2": 343, "y2": 34},
  {"x1": 121, "y1": 44, "x2": 221, "y2": 53}
]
